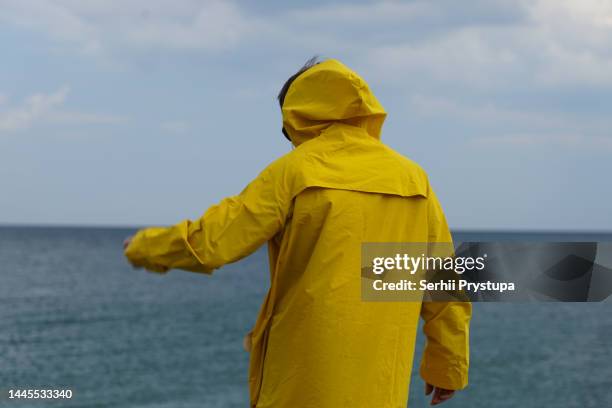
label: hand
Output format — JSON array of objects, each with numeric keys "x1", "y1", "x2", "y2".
[
  {"x1": 123, "y1": 235, "x2": 133, "y2": 250},
  {"x1": 123, "y1": 235, "x2": 143, "y2": 270},
  {"x1": 123, "y1": 233, "x2": 167, "y2": 273},
  {"x1": 425, "y1": 383, "x2": 455, "y2": 405},
  {"x1": 242, "y1": 332, "x2": 253, "y2": 352}
]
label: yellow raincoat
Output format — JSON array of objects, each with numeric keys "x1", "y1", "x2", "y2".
[{"x1": 125, "y1": 59, "x2": 470, "y2": 407}]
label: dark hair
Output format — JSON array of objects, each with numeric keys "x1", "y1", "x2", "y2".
[
  {"x1": 278, "y1": 56, "x2": 320, "y2": 141},
  {"x1": 278, "y1": 56, "x2": 320, "y2": 108}
]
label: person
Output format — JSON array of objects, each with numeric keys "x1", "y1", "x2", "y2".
[{"x1": 124, "y1": 58, "x2": 471, "y2": 407}]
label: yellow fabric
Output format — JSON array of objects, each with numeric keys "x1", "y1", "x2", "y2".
[{"x1": 125, "y1": 59, "x2": 471, "y2": 407}]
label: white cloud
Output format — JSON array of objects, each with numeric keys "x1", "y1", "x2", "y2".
[
  {"x1": 286, "y1": 1, "x2": 436, "y2": 24},
  {"x1": 0, "y1": 0, "x2": 265, "y2": 55},
  {"x1": 0, "y1": 87, "x2": 69, "y2": 131},
  {"x1": 0, "y1": 87, "x2": 126, "y2": 133},
  {"x1": 161, "y1": 120, "x2": 190, "y2": 134},
  {"x1": 363, "y1": 0, "x2": 612, "y2": 88},
  {"x1": 2, "y1": 0, "x2": 611, "y2": 91},
  {"x1": 367, "y1": 28, "x2": 523, "y2": 89},
  {"x1": 409, "y1": 94, "x2": 612, "y2": 151},
  {"x1": 0, "y1": 1, "x2": 101, "y2": 55},
  {"x1": 471, "y1": 133, "x2": 612, "y2": 151},
  {"x1": 1, "y1": 0, "x2": 611, "y2": 144},
  {"x1": 409, "y1": 94, "x2": 574, "y2": 130},
  {"x1": 48, "y1": 111, "x2": 127, "y2": 125}
]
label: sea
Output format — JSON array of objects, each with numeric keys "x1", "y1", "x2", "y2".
[{"x1": 1, "y1": 226, "x2": 611, "y2": 407}]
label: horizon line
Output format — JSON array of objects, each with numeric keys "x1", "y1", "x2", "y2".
[{"x1": 0, "y1": 222, "x2": 611, "y2": 235}]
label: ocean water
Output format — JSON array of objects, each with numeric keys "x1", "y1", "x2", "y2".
[{"x1": 1, "y1": 227, "x2": 611, "y2": 408}]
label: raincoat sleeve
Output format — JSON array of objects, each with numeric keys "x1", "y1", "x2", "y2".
[
  {"x1": 124, "y1": 159, "x2": 292, "y2": 274},
  {"x1": 419, "y1": 188, "x2": 471, "y2": 390}
]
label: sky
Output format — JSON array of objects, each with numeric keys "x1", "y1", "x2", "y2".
[{"x1": 0, "y1": 0, "x2": 611, "y2": 231}]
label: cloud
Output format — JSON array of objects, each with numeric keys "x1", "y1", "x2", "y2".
[
  {"x1": 0, "y1": 0, "x2": 524, "y2": 58},
  {"x1": 161, "y1": 120, "x2": 190, "y2": 134},
  {"x1": 409, "y1": 94, "x2": 574, "y2": 130},
  {"x1": 0, "y1": 87, "x2": 126, "y2": 132},
  {"x1": 409, "y1": 94, "x2": 612, "y2": 152},
  {"x1": 364, "y1": 0, "x2": 612, "y2": 88},
  {"x1": 0, "y1": 0, "x2": 265, "y2": 56},
  {"x1": 1, "y1": 0, "x2": 610, "y2": 146},
  {"x1": 2, "y1": 0, "x2": 611, "y2": 91},
  {"x1": 0, "y1": 87, "x2": 69, "y2": 131},
  {"x1": 471, "y1": 133, "x2": 612, "y2": 152},
  {"x1": 287, "y1": 0, "x2": 523, "y2": 32},
  {"x1": 286, "y1": 1, "x2": 437, "y2": 24},
  {"x1": 48, "y1": 111, "x2": 127, "y2": 125},
  {"x1": 367, "y1": 29, "x2": 523, "y2": 89}
]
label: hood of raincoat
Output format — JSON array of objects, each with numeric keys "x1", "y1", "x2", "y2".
[{"x1": 281, "y1": 59, "x2": 387, "y2": 146}]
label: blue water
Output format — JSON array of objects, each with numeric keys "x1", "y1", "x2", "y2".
[{"x1": 1, "y1": 227, "x2": 611, "y2": 407}]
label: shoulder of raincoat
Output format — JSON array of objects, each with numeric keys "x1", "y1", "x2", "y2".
[{"x1": 125, "y1": 58, "x2": 471, "y2": 407}]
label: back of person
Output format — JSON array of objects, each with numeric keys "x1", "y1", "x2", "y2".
[
  {"x1": 248, "y1": 116, "x2": 468, "y2": 406},
  {"x1": 257, "y1": 188, "x2": 430, "y2": 407},
  {"x1": 125, "y1": 58, "x2": 470, "y2": 408}
]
